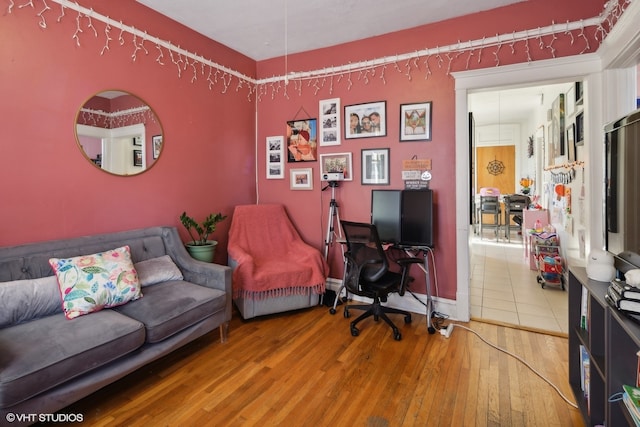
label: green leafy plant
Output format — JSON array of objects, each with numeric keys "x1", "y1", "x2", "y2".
[{"x1": 179, "y1": 211, "x2": 227, "y2": 246}]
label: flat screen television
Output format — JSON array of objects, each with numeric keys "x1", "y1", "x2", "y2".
[
  {"x1": 371, "y1": 189, "x2": 434, "y2": 248},
  {"x1": 605, "y1": 107, "x2": 640, "y2": 273}
]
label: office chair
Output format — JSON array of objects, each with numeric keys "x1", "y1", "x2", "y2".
[
  {"x1": 478, "y1": 195, "x2": 501, "y2": 239},
  {"x1": 340, "y1": 220, "x2": 423, "y2": 341}
]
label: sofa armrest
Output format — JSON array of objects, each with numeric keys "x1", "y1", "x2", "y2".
[{"x1": 161, "y1": 227, "x2": 232, "y2": 322}]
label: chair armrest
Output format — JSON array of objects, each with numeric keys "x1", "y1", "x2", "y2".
[
  {"x1": 228, "y1": 246, "x2": 254, "y2": 267},
  {"x1": 395, "y1": 257, "x2": 424, "y2": 296}
]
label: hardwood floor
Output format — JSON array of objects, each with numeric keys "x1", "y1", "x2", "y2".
[{"x1": 63, "y1": 305, "x2": 584, "y2": 426}]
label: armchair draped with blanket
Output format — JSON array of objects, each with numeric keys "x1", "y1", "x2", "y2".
[{"x1": 228, "y1": 204, "x2": 328, "y2": 318}]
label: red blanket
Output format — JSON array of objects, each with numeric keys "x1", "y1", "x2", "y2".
[{"x1": 228, "y1": 204, "x2": 328, "y2": 299}]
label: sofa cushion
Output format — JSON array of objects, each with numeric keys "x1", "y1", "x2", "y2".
[
  {"x1": 49, "y1": 245, "x2": 142, "y2": 319},
  {"x1": 0, "y1": 310, "x2": 144, "y2": 408},
  {"x1": 0, "y1": 276, "x2": 62, "y2": 328},
  {"x1": 114, "y1": 280, "x2": 225, "y2": 343},
  {"x1": 134, "y1": 255, "x2": 183, "y2": 287}
]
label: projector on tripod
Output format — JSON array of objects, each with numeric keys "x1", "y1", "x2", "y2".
[{"x1": 321, "y1": 171, "x2": 344, "y2": 182}]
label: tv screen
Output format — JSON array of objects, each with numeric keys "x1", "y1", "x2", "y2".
[
  {"x1": 401, "y1": 189, "x2": 434, "y2": 248},
  {"x1": 371, "y1": 190, "x2": 402, "y2": 244},
  {"x1": 605, "y1": 108, "x2": 640, "y2": 259}
]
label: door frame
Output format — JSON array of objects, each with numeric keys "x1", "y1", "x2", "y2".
[{"x1": 452, "y1": 53, "x2": 603, "y2": 321}]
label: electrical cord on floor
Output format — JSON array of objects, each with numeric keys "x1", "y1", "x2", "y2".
[
  {"x1": 446, "y1": 323, "x2": 579, "y2": 409},
  {"x1": 406, "y1": 289, "x2": 448, "y2": 330},
  {"x1": 431, "y1": 312, "x2": 448, "y2": 330}
]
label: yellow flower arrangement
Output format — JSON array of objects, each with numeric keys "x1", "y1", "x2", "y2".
[{"x1": 520, "y1": 177, "x2": 534, "y2": 194}]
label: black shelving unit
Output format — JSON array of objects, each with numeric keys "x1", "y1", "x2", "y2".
[{"x1": 568, "y1": 266, "x2": 640, "y2": 426}]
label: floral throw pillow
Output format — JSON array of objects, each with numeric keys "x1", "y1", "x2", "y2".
[{"x1": 49, "y1": 245, "x2": 142, "y2": 319}]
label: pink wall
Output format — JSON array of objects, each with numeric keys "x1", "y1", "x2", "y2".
[
  {"x1": 0, "y1": 1, "x2": 257, "y2": 264},
  {"x1": 0, "y1": 0, "x2": 608, "y2": 298},
  {"x1": 255, "y1": 0, "x2": 606, "y2": 299}
]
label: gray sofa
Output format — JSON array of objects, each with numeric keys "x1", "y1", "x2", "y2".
[{"x1": 0, "y1": 226, "x2": 231, "y2": 425}]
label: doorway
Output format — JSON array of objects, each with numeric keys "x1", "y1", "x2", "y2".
[{"x1": 470, "y1": 84, "x2": 570, "y2": 334}]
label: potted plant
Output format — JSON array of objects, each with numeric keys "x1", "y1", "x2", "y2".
[{"x1": 179, "y1": 211, "x2": 227, "y2": 262}]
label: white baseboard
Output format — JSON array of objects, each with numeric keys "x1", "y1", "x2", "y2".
[{"x1": 325, "y1": 277, "x2": 461, "y2": 321}]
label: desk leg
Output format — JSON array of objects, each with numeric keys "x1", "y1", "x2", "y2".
[{"x1": 424, "y1": 251, "x2": 435, "y2": 334}]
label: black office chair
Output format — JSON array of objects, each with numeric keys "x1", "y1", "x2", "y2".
[{"x1": 340, "y1": 220, "x2": 423, "y2": 341}]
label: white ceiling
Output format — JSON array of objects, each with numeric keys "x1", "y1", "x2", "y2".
[
  {"x1": 469, "y1": 84, "x2": 570, "y2": 126},
  {"x1": 136, "y1": 0, "x2": 526, "y2": 61}
]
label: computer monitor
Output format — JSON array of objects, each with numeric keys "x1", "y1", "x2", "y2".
[
  {"x1": 401, "y1": 189, "x2": 433, "y2": 248},
  {"x1": 371, "y1": 189, "x2": 434, "y2": 247},
  {"x1": 371, "y1": 190, "x2": 402, "y2": 244}
]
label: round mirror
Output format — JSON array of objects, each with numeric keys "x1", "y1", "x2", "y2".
[{"x1": 75, "y1": 90, "x2": 163, "y2": 176}]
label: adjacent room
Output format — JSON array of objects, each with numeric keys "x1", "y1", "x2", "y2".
[
  {"x1": 2, "y1": 0, "x2": 640, "y2": 425},
  {"x1": 469, "y1": 83, "x2": 577, "y2": 334}
]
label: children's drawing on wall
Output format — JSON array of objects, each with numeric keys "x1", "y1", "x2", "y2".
[{"x1": 550, "y1": 183, "x2": 565, "y2": 224}]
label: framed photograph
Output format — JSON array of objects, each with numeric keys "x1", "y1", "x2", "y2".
[
  {"x1": 575, "y1": 81, "x2": 584, "y2": 105},
  {"x1": 152, "y1": 135, "x2": 162, "y2": 159},
  {"x1": 133, "y1": 136, "x2": 142, "y2": 146},
  {"x1": 361, "y1": 148, "x2": 389, "y2": 185},
  {"x1": 319, "y1": 98, "x2": 340, "y2": 146},
  {"x1": 290, "y1": 168, "x2": 313, "y2": 190},
  {"x1": 575, "y1": 111, "x2": 584, "y2": 146},
  {"x1": 400, "y1": 102, "x2": 432, "y2": 141},
  {"x1": 266, "y1": 135, "x2": 285, "y2": 179},
  {"x1": 567, "y1": 123, "x2": 576, "y2": 162},
  {"x1": 344, "y1": 101, "x2": 386, "y2": 139},
  {"x1": 319, "y1": 152, "x2": 353, "y2": 181},
  {"x1": 133, "y1": 150, "x2": 142, "y2": 167},
  {"x1": 286, "y1": 119, "x2": 318, "y2": 162}
]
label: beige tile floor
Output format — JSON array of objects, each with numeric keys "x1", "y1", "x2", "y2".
[{"x1": 470, "y1": 228, "x2": 568, "y2": 335}]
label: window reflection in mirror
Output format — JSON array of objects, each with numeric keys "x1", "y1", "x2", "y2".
[{"x1": 75, "y1": 90, "x2": 163, "y2": 176}]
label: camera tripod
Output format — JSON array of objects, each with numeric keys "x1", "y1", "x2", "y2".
[{"x1": 323, "y1": 181, "x2": 342, "y2": 260}]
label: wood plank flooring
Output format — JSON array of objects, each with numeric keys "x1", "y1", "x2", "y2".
[{"x1": 62, "y1": 305, "x2": 584, "y2": 426}]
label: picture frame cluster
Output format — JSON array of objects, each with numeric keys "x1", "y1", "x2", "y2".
[{"x1": 265, "y1": 98, "x2": 433, "y2": 187}]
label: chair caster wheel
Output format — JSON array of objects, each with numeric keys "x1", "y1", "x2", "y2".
[
  {"x1": 404, "y1": 315, "x2": 412, "y2": 324},
  {"x1": 350, "y1": 326, "x2": 359, "y2": 337},
  {"x1": 329, "y1": 308, "x2": 336, "y2": 315},
  {"x1": 428, "y1": 326, "x2": 436, "y2": 334},
  {"x1": 343, "y1": 309, "x2": 350, "y2": 318},
  {"x1": 393, "y1": 330, "x2": 402, "y2": 341}
]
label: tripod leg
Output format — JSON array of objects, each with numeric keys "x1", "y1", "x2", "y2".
[
  {"x1": 324, "y1": 203, "x2": 335, "y2": 260},
  {"x1": 334, "y1": 204, "x2": 343, "y2": 242}
]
